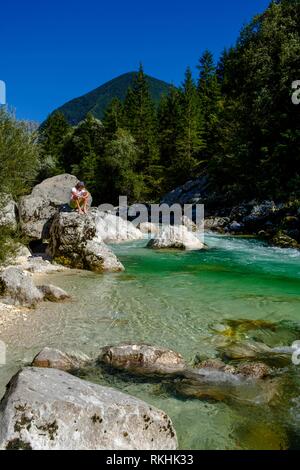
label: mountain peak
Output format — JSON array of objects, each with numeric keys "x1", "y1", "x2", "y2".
[{"x1": 53, "y1": 72, "x2": 173, "y2": 125}]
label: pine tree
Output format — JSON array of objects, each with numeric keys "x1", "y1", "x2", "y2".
[
  {"x1": 38, "y1": 111, "x2": 70, "y2": 176},
  {"x1": 61, "y1": 113, "x2": 105, "y2": 199},
  {"x1": 102, "y1": 97, "x2": 124, "y2": 139},
  {"x1": 174, "y1": 67, "x2": 204, "y2": 185},
  {"x1": 98, "y1": 128, "x2": 143, "y2": 204},
  {"x1": 158, "y1": 86, "x2": 182, "y2": 189},
  {"x1": 197, "y1": 51, "x2": 222, "y2": 161},
  {"x1": 124, "y1": 64, "x2": 159, "y2": 176}
]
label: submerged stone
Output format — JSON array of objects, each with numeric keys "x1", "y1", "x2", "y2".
[
  {"x1": 225, "y1": 318, "x2": 277, "y2": 333},
  {"x1": 32, "y1": 347, "x2": 91, "y2": 371},
  {"x1": 193, "y1": 356, "x2": 272, "y2": 380},
  {"x1": 196, "y1": 358, "x2": 236, "y2": 375},
  {"x1": 38, "y1": 285, "x2": 70, "y2": 302},
  {"x1": 175, "y1": 368, "x2": 280, "y2": 405},
  {"x1": 217, "y1": 340, "x2": 273, "y2": 360},
  {"x1": 235, "y1": 362, "x2": 272, "y2": 380},
  {"x1": 211, "y1": 318, "x2": 277, "y2": 340},
  {"x1": 98, "y1": 343, "x2": 187, "y2": 377}
]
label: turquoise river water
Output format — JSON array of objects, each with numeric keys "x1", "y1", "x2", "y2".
[{"x1": 1, "y1": 233, "x2": 300, "y2": 449}]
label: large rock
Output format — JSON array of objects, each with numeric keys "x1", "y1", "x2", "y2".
[
  {"x1": 19, "y1": 174, "x2": 78, "y2": 240},
  {"x1": 161, "y1": 176, "x2": 209, "y2": 206},
  {"x1": 32, "y1": 348, "x2": 91, "y2": 372},
  {"x1": 0, "y1": 195, "x2": 18, "y2": 231},
  {"x1": 95, "y1": 212, "x2": 144, "y2": 243},
  {"x1": 84, "y1": 240, "x2": 124, "y2": 272},
  {"x1": 0, "y1": 266, "x2": 70, "y2": 307},
  {"x1": 147, "y1": 225, "x2": 204, "y2": 251},
  {"x1": 0, "y1": 368, "x2": 178, "y2": 450},
  {"x1": 0, "y1": 267, "x2": 43, "y2": 308},
  {"x1": 8, "y1": 245, "x2": 67, "y2": 274},
  {"x1": 98, "y1": 344, "x2": 187, "y2": 377},
  {"x1": 48, "y1": 211, "x2": 124, "y2": 272}
]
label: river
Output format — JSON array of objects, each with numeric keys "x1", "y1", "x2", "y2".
[{"x1": 1, "y1": 233, "x2": 300, "y2": 449}]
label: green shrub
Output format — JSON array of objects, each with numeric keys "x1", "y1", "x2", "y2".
[
  {"x1": 0, "y1": 108, "x2": 39, "y2": 263},
  {"x1": 0, "y1": 107, "x2": 39, "y2": 198}
]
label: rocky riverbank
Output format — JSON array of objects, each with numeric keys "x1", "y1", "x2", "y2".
[
  {"x1": 0, "y1": 173, "x2": 207, "y2": 308},
  {"x1": 0, "y1": 174, "x2": 145, "y2": 308},
  {"x1": 162, "y1": 177, "x2": 300, "y2": 250}
]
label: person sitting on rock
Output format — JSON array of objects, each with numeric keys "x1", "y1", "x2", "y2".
[{"x1": 70, "y1": 181, "x2": 89, "y2": 214}]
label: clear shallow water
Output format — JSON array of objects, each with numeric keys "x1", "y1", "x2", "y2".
[{"x1": 1, "y1": 233, "x2": 300, "y2": 449}]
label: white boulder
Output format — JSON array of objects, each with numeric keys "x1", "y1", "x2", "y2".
[
  {"x1": 18, "y1": 174, "x2": 78, "y2": 240},
  {"x1": 147, "y1": 225, "x2": 204, "y2": 251},
  {"x1": 95, "y1": 212, "x2": 144, "y2": 243},
  {"x1": 0, "y1": 367, "x2": 178, "y2": 450}
]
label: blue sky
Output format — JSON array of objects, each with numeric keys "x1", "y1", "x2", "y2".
[{"x1": 1, "y1": 0, "x2": 270, "y2": 122}]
